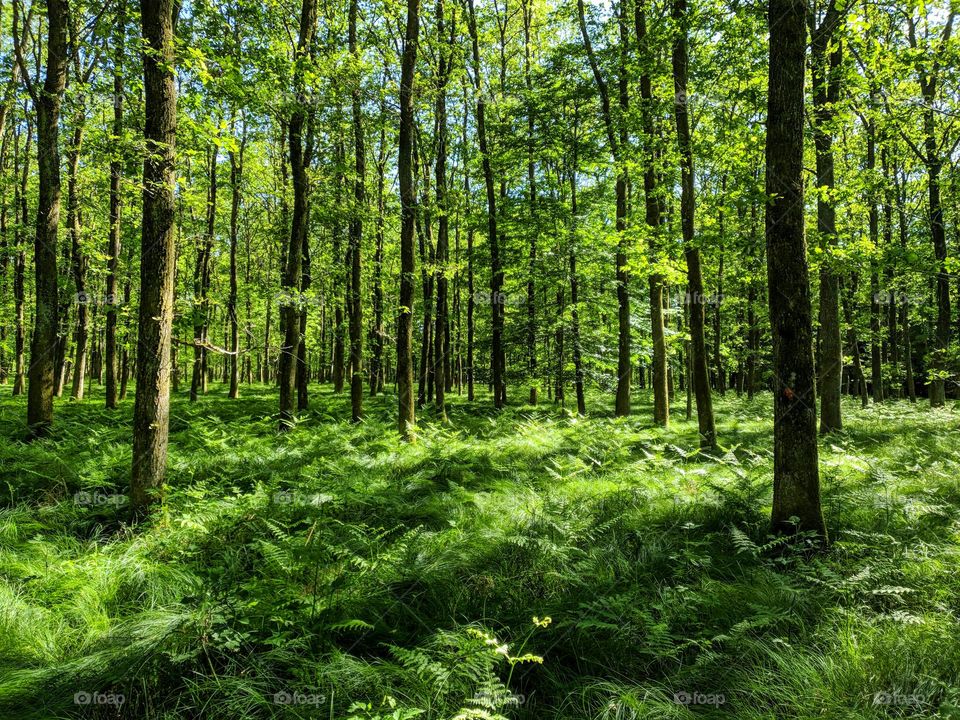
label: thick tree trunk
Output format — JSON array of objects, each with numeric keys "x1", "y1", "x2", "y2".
[
  {"x1": 765, "y1": 0, "x2": 826, "y2": 542},
  {"x1": 672, "y1": 0, "x2": 715, "y2": 449},
  {"x1": 130, "y1": 0, "x2": 178, "y2": 513}
]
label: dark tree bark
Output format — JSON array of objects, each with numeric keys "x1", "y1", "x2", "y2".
[
  {"x1": 106, "y1": 1, "x2": 125, "y2": 409},
  {"x1": 462, "y1": 80, "x2": 475, "y2": 402},
  {"x1": 432, "y1": 0, "x2": 453, "y2": 422},
  {"x1": 568, "y1": 146, "x2": 586, "y2": 416},
  {"x1": 522, "y1": 0, "x2": 538, "y2": 405},
  {"x1": 130, "y1": 0, "x2": 178, "y2": 514},
  {"x1": 765, "y1": 0, "x2": 827, "y2": 542},
  {"x1": 467, "y1": 0, "x2": 505, "y2": 408},
  {"x1": 370, "y1": 102, "x2": 388, "y2": 396},
  {"x1": 810, "y1": 0, "x2": 843, "y2": 432},
  {"x1": 68, "y1": 118, "x2": 88, "y2": 401},
  {"x1": 191, "y1": 142, "x2": 218, "y2": 401},
  {"x1": 12, "y1": 119, "x2": 31, "y2": 397},
  {"x1": 348, "y1": 0, "x2": 364, "y2": 422},
  {"x1": 672, "y1": 0, "x2": 715, "y2": 449},
  {"x1": 19, "y1": 0, "x2": 68, "y2": 436},
  {"x1": 278, "y1": 0, "x2": 318, "y2": 430},
  {"x1": 578, "y1": 0, "x2": 631, "y2": 416},
  {"x1": 397, "y1": 0, "x2": 419, "y2": 437},
  {"x1": 867, "y1": 113, "x2": 883, "y2": 403},
  {"x1": 635, "y1": 6, "x2": 669, "y2": 426},
  {"x1": 228, "y1": 119, "x2": 246, "y2": 399}
]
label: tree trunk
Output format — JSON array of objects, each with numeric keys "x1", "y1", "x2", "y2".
[
  {"x1": 396, "y1": 0, "x2": 419, "y2": 437},
  {"x1": 278, "y1": 0, "x2": 318, "y2": 430},
  {"x1": 228, "y1": 122, "x2": 245, "y2": 399},
  {"x1": 635, "y1": 7, "x2": 669, "y2": 426},
  {"x1": 191, "y1": 143, "x2": 218, "y2": 401},
  {"x1": 432, "y1": 0, "x2": 453, "y2": 422},
  {"x1": 12, "y1": 121, "x2": 31, "y2": 397},
  {"x1": 68, "y1": 119, "x2": 88, "y2": 401},
  {"x1": 765, "y1": 0, "x2": 826, "y2": 542},
  {"x1": 106, "y1": 4, "x2": 124, "y2": 409},
  {"x1": 131, "y1": 0, "x2": 178, "y2": 513},
  {"x1": 468, "y1": 0, "x2": 505, "y2": 408},
  {"x1": 25, "y1": 0, "x2": 69, "y2": 437},
  {"x1": 810, "y1": 0, "x2": 843, "y2": 432},
  {"x1": 672, "y1": 0, "x2": 715, "y2": 449},
  {"x1": 349, "y1": 0, "x2": 365, "y2": 422}
]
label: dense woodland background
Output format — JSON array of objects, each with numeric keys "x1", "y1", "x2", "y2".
[{"x1": 1, "y1": 0, "x2": 960, "y2": 716}]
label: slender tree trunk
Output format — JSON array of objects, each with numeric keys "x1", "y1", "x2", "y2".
[
  {"x1": 842, "y1": 274, "x2": 870, "y2": 408},
  {"x1": 432, "y1": 0, "x2": 453, "y2": 422},
  {"x1": 867, "y1": 115, "x2": 883, "y2": 403},
  {"x1": 397, "y1": 0, "x2": 419, "y2": 437},
  {"x1": 370, "y1": 115, "x2": 387, "y2": 396},
  {"x1": 810, "y1": 0, "x2": 843, "y2": 431},
  {"x1": 635, "y1": 6, "x2": 669, "y2": 426},
  {"x1": 106, "y1": 4, "x2": 124, "y2": 409},
  {"x1": 228, "y1": 121, "x2": 245, "y2": 399},
  {"x1": 348, "y1": 0, "x2": 365, "y2": 422},
  {"x1": 672, "y1": 0, "x2": 715, "y2": 449},
  {"x1": 467, "y1": 0, "x2": 505, "y2": 408},
  {"x1": 191, "y1": 143, "x2": 218, "y2": 401},
  {"x1": 12, "y1": 120, "x2": 31, "y2": 397},
  {"x1": 278, "y1": 0, "x2": 318, "y2": 430},
  {"x1": 68, "y1": 118, "x2": 88, "y2": 400},
  {"x1": 765, "y1": 0, "x2": 826, "y2": 541},
  {"x1": 131, "y1": 0, "x2": 178, "y2": 513}
]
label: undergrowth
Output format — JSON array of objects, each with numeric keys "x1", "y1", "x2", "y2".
[{"x1": 1, "y1": 384, "x2": 958, "y2": 719}]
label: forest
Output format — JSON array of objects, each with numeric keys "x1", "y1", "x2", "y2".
[{"x1": 1, "y1": 0, "x2": 959, "y2": 715}]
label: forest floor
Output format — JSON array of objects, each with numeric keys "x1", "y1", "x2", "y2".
[{"x1": 0, "y1": 385, "x2": 959, "y2": 719}]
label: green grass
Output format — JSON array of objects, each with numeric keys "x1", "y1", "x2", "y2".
[{"x1": 1, "y1": 381, "x2": 959, "y2": 719}]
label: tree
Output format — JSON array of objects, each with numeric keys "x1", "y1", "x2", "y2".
[
  {"x1": 348, "y1": 0, "x2": 364, "y2": 422},
  {"x1": 130, "y1": 0, "x2": 178, "y2": 514},
  {"x1": 810, "y1": 0, "x2": 843, "y2": 432},
  {"x1": 671, "y1": 0, "x2": 715, "y2": 449},
  {"x1": 765, "y1": 0, "x2": 827, "y2": 541},
  {"x1": 397, "y1": 0, "x2": 419, "y2": 438},
  {"x1": 16, "y1": 0, "x2": 69, "y2": 437},
  {"x1": 278, "y1": 0, "x2": 318, "y2": 431}
]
